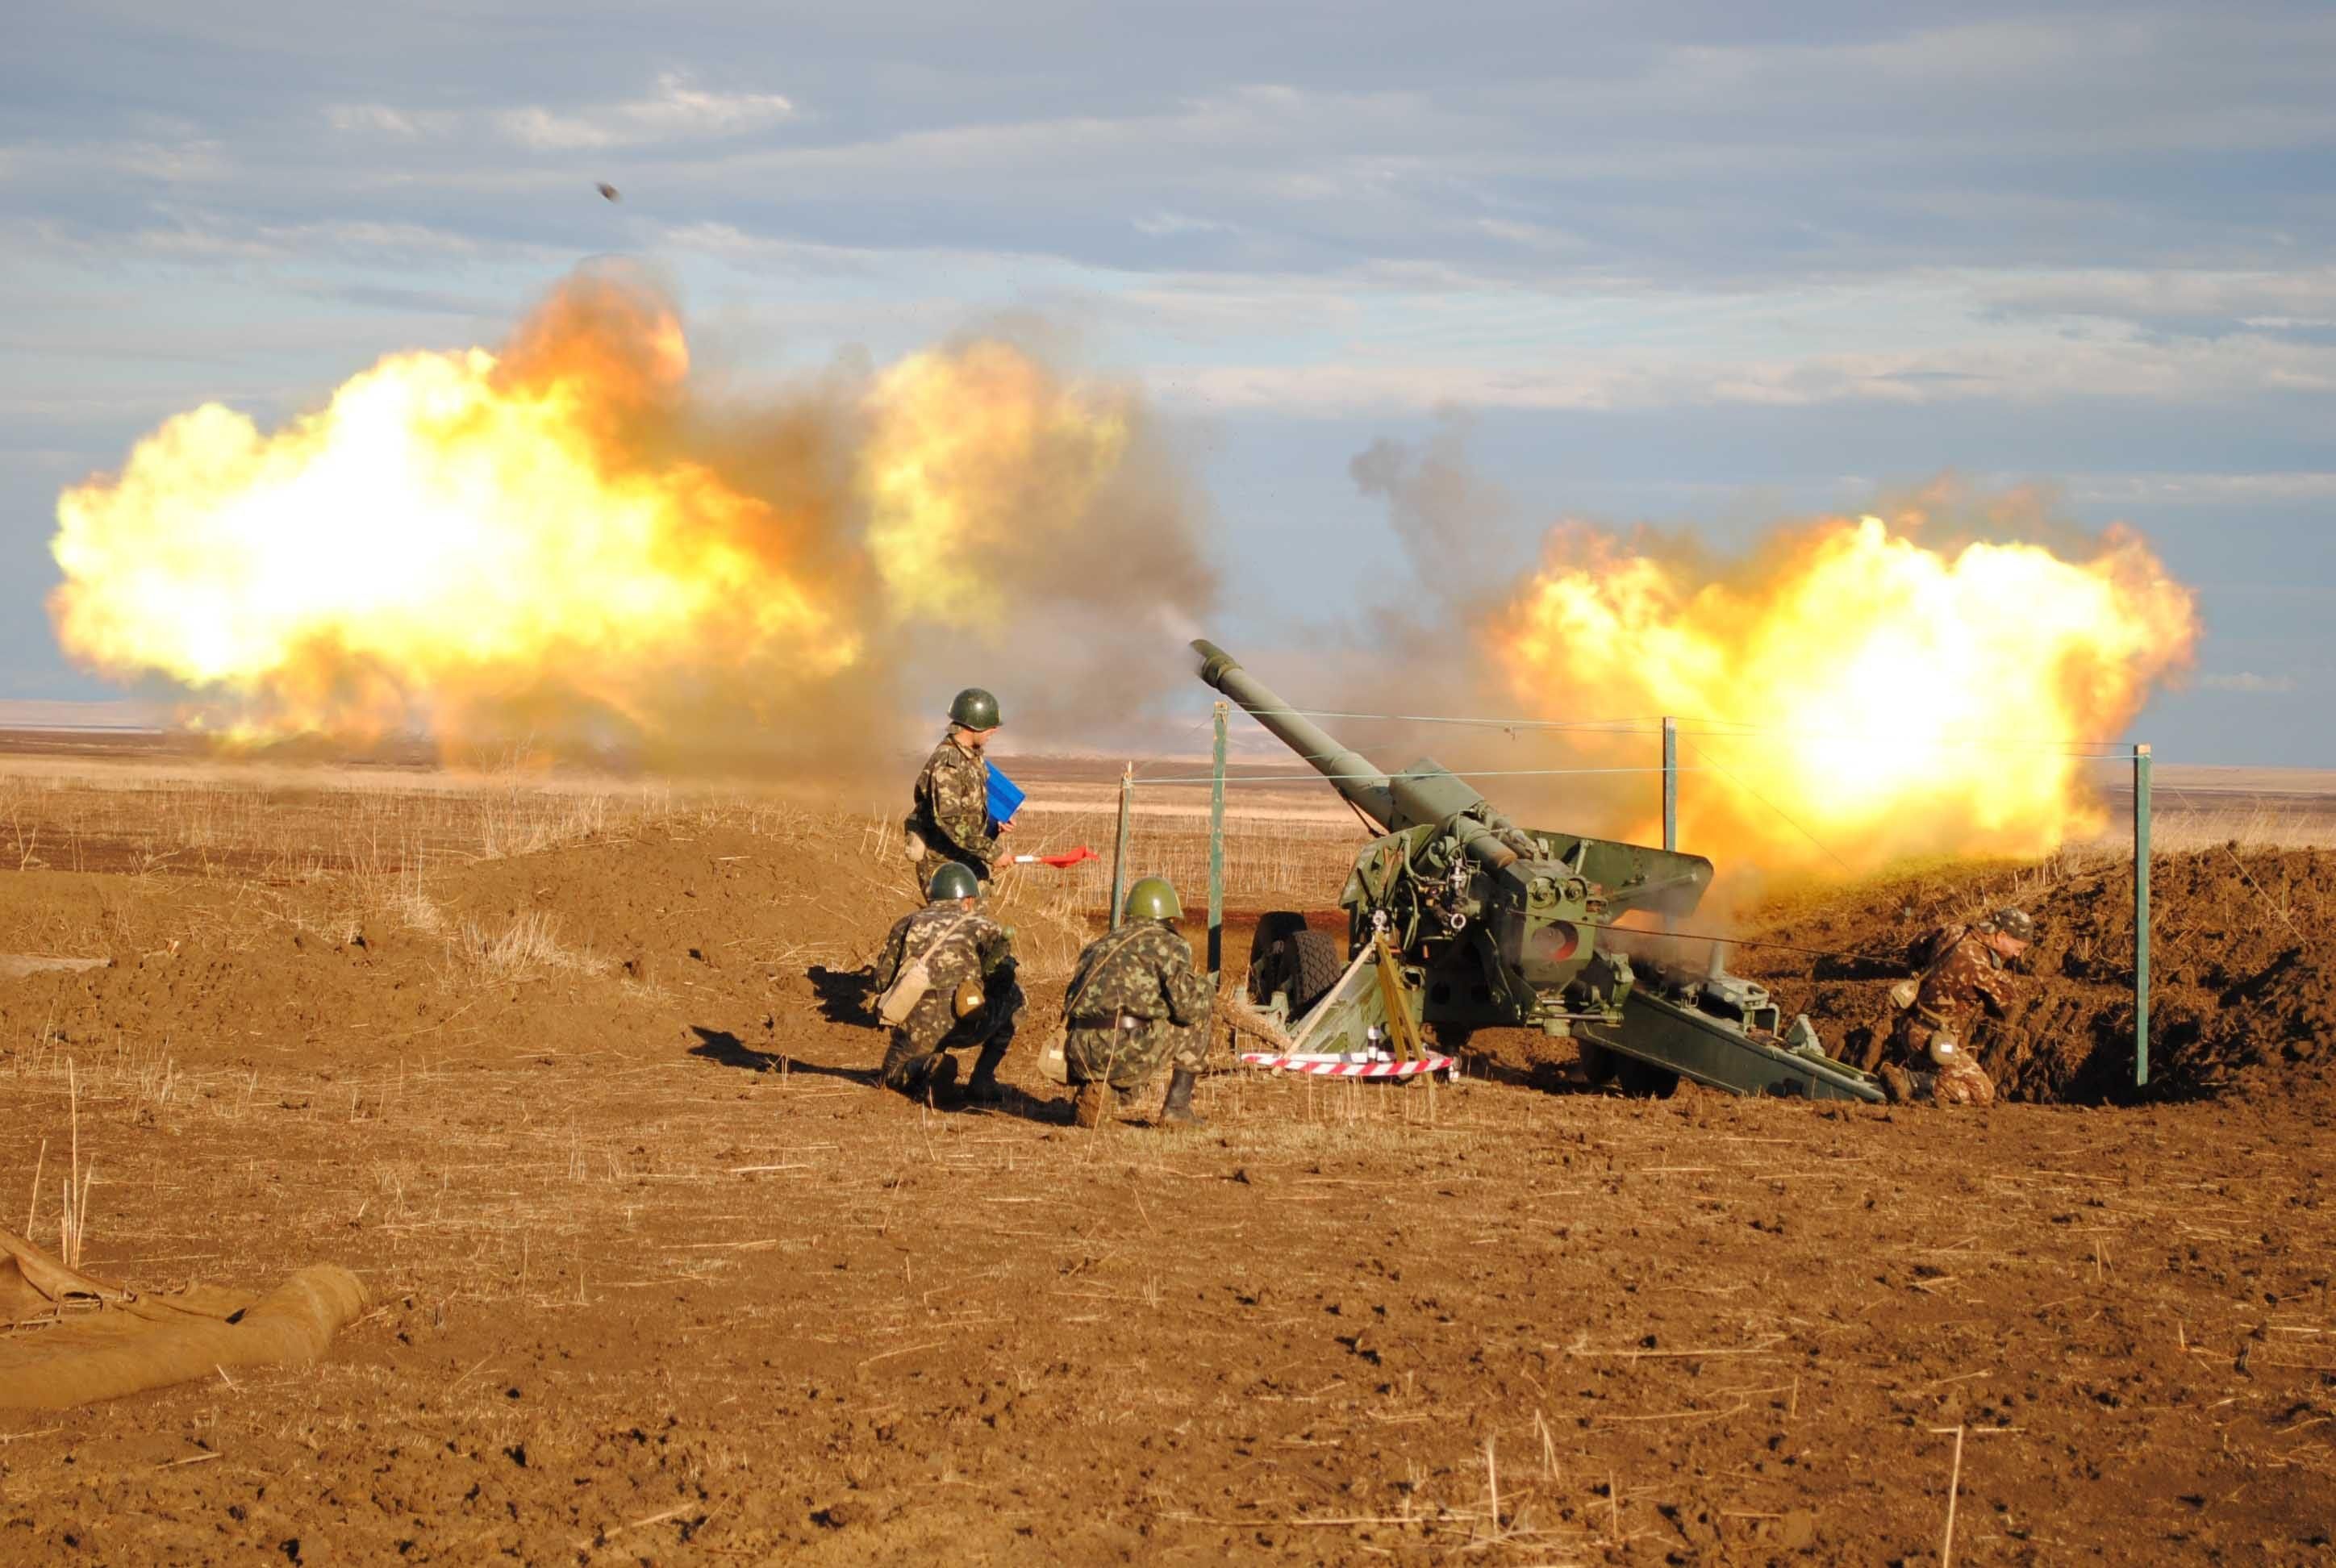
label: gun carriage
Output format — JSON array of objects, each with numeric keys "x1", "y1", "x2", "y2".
[{"x1": 1194, "y1": 640, "x2": 1883, "y2": 1102}]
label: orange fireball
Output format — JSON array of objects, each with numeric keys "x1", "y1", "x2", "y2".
[
  {"x1": 1490, "y1": 511, "x2": 2199, "y2": 869},
  {"x1": 47, "y1": 269, "x2": 1137, "y2": 752}
]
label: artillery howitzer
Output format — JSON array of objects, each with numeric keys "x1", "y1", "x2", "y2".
[{"x1": 1194, "y1": 640, "x2": 1883, "y2": 1102}]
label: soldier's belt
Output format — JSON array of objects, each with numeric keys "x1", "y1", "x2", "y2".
[{"x1": 1070, "y1": 1015, "x2": 1151, "y2": 1032}]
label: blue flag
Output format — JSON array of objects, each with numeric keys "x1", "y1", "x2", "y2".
[{"x1": 986, "y1": 765, "x2": 1026, "y2": 829}]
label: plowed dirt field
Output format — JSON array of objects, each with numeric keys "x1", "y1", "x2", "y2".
[{"x1": 2, "y1": 769, "x2": 2330, "y2": 1565}]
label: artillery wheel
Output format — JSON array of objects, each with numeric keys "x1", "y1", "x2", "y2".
[
  {"x1": 1246, "y1": 911, "x2": 1309, "y2": 1003},
  {"x1": 1616, "y1": 1057, "x2": 1681, "y2": 1099},
  {"x1": 1249, "y1": 915, "x2": 1345, "y2": 1018},
  {"x1": 1249, "y1": 911, "x2": 1312, "y2": 972},
  {"x1": 1578, "y1": 1040, "x2": 1620, "y2": 1086}
]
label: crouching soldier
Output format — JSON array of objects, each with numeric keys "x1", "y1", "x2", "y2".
[
  {"x1": 1063, "y1": 877, "x2": 1213, "y2": 1128},
  {"x1": 1877, "y1": 907, "x2": 2036, "y2": 1107},
  {"x1": 870, "y1": 862, "x2": 1023, "y2": 1104}
]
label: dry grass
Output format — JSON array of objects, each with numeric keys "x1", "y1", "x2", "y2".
[
  {"x1": 2123, "y1": 800, "x2": 2336, "y2": 853},
  {"x1": 1019, "y1": 786, "x2": 1369, "y2": 911},
  {"x1": 0, "y1": 758, "x2": 669, "y2": 883},
  {"x1": 458, "y1": 911, "x2": 607, "y2": 979},
  {"x1": 6, "y1": 748, "x2": 2331, "y2": 1011},
  {"x1": 8, "y1": 750, "x2": 2328, "y2": 928}
]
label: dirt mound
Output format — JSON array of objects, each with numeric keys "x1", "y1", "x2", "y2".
[
  {"x1": 0, "y1": 807, "x2": 1104, "y2": 1102},
  {"x1": 1739, "y1": 846, "x2": 2336, "y2": 1103},
  {"x1": 0, "y1": 816, "x2": 903, "y2": 1078}
]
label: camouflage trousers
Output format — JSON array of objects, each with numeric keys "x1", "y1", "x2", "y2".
[
  {"x1": 903, "y1": 828, "x2": 991, "y2": 899},
  {"x1": 879, "y1": 981, "x2": 1023, "y2": 1091},
  {"x1": 1064, "y1": 1015, "x2": 1206, "y2": 1093},
  {"x1": 1888, "y1": 1015, "x2": 1997, "y2": 1107}
]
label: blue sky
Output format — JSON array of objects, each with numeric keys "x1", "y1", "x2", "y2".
[{"x1": 5, "y1": 2, "x2": 2333, "y2": 763}]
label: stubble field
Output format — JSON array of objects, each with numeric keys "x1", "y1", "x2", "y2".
[{"x1": 1, "y1": 748, "x2": 2331, "y2": 1565}]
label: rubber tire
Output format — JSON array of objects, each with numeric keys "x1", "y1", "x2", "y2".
[
  {"x1": 1248, "y1": 911, "x2": 1312, "y2": 1002},
  {"x1": 1578, "y1": 1040, "x2": 1620, "y2": 1086},
  {"x1": 1286, "y1": 929, "x2": 1348, "y2": 1016},
  {"x1": 1616, "y1": 1056, "x2": 1681, "y2": 1099},
  {"x1": 1253, "y1": 911, "x2": 1312, "y2": 950},
  {"x1": 1252, "y1": 915, "x2": 1326, "y2": 1014}
]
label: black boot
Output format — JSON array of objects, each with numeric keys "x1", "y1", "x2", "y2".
[
  {"x1": 1878, "y1": 1062, "x2": 1936, "y2": 1105},
  {"x1": 923, "y1": 1053, "x2": 961, "y2": 1107},
  {"x1": 1160, "y1": 1068, "x2": 1205, "y2": 1127},
  {"x1": 966, "y1": 1040, "x2": 1008, "y2": 1104},
  {"x1": 878, "y1": 1035, "x2": 928, "y2": 1096}
]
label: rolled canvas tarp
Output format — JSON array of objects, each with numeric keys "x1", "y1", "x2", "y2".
[{"x1": 1, "y1": 1228, "x2": 368, "y2": 1411}]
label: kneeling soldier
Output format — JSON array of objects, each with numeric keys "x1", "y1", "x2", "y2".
[
  {"x1": 870, "y1": 862, "x2": 1023, "y2": 1103},
  {"x1": 1877, "y1": 907, "x2": 2035, "y2": 1108},
  {"x1": 1064, "y1": 877, "x2": 1213, "y2": 1128}
]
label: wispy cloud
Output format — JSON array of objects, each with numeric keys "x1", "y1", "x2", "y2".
[
  {"x1": 327, "y1": 71, "x2": 794, "y2": 153},
  {"x1": 1980, "y1": 269, "x2": 2336, "y2": 331},
  {"x1": 1132, "y1": 211, "x2": 1240, "y2": 238},
  {"x1": 9, "y1": 211, "x2": 546, "y2": 265},
  {"x1": 324, "y1": 103, "x2": 459, "y2": 139},
  {"x1": 2064, "y1": 471, "x2": 2336, "y2": 505},
  {"x1": 495, "y1": 72, "x2": 795, "y2": 150}
]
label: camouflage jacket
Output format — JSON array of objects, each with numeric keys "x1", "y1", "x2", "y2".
[
  {"x1": 911, "y1": 732, "x2": 996, "y2": 867},
  {"x1": 1906, "y1": 924, "x2": 2018, "y2": 1028},
  {"x1": 871, "y1": 902, "x2": 1015, "y2": 996},
  {"x1": 1065, "y1": 921, "x2": 1211, "y2": 1027}
]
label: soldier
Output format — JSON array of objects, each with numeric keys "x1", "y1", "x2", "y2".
[
  {"x1": 1876, "y1": 907, "x2": 2037, "y2": 1107},
  {"x1": 869, "y1": 862, "x2": 1023, "y2": 1104},
  {"x1": 1062, "y1": 877, "x2": 1215, "y2": 1129},
  {"x1": 903, "y1": 687, "x2": 1012, "y2": 890}
]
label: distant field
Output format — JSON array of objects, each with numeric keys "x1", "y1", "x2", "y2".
[{"x1": 6, "y1": 735, "x2": 2334, "y2": 908}]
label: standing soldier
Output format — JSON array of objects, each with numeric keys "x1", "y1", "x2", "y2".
[
  {"x1": 904, "y1": 687, "x2": 1012, "y2": 891},
  {"x1": 1062, "y1": 877, "x2": 1214, "y2": 1128},
  {"x1": 1876, "y1": 907, "x2": 2037, "y2": 1107},
  {"x1": 869, "y1": 863, "x2": 1022, "y2": 1104}
]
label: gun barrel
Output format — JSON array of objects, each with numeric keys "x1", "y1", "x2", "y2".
[{"x1": 1192, "y1": 640, "x2": 1395, "y2": 828}]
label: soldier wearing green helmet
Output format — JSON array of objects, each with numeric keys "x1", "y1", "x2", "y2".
[
  {"x1": 1875, "y1": 906, "x2": 2037, "y2": 1107},
  {"x1": 868, "y1": 861, "x2": 1022, "y2": 1104},
  {"x1": 903, "y1": 686, "x2": 1012, "y2": 892},
  {"x1": 1061, "y1": 876, "x2": 1214, "y2": 1128}
]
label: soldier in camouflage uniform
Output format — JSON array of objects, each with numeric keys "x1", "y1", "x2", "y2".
[
  {"x1": 903, "y1": 687, "x2": 1012, "y2": 892},
  {"x1": 870, "y1": 862, "x2": 1023, "y2": 1104},
  {"x1": 1876, "y1": 907, "x2": 2036, "y2": 1108},
  {"x1": 1063, "y1": 877, "x2": 1214, "y2": 1128}
]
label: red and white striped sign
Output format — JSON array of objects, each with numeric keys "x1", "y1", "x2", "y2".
[{"x1": 1239, "y1": 1052, "x2": 1458, "y2": 1080}]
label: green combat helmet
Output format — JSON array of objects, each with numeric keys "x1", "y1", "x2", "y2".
[
  {"x1": 1123, "y1": 876, "x2": 1183, "y2": 923},
  {"x1": 1989, "y1": 907, "x2": 2037, "y2": 944},
  {"x1": 928, "y1": 862, "x2": 981, "y2": 903},
  {"x1": 949, "y1": 688, "x2": 1002, "y2": 730}
]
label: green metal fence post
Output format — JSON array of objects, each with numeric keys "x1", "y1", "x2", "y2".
[
  {"x1": 2135, "y1": 742, "x2": 2152, "y2": 1089},
  {"x1": 1661, "y1": 717, "x2": 1680, "y2": 936},
  {"x1": 1662, "y1": 716, "x2": 1679, "y2": 853},
  {"x1": 1109, "y1": 763, "x2": 1133, "y2": 932},
  {"x1": 1208, "y1": 701, "x2": 1227, "y2": 984}
]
